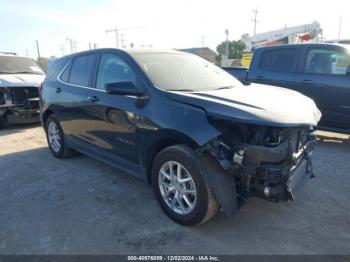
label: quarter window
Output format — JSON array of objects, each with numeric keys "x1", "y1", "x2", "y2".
[
  {"x1": 304, "y1": 48, "x2": 350, "y2": 75},
  {"x1": 60, "y1": 63, "x2": 71, "y2": 82},
  {"x1": 69, "y1": 55, "x2": 96, "y2": 87},
  {"x1": 259, "y1": 48, "x2": 297, "y2": 72},
  {"x1": 96, "y1": 54, "x2": 136, "y2": 90}
]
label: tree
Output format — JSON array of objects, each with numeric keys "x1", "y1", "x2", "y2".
[{"x1": 216, "y1": 40, "x2": 245, "y2": 62}]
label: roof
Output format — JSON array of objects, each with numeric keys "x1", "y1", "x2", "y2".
[
  {"x1": 257, "y1": 42, "x2": 350, "y2": 51},
  {"x1": 177, "y1": 47, "x2": 217, "y2": 55}
]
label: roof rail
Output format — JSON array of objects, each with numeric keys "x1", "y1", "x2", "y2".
[{"x1": 0, "y1": 52, "x2": 17, "y2": 55}]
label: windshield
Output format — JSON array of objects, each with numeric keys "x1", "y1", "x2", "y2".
[
  {"x1": 0, "y1": 56, "x2": 44, "y2": 75},
  {"x1": 132, "y1": 52, "x2": 242, "y2": 92}
]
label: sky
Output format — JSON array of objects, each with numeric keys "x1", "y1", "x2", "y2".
[{"x1": 0, "y1": 0, "x2": 349, "y2": 58}]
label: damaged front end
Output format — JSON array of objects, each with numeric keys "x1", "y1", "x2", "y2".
[
  {"x1": 0, "y1": 86, "x2": 40, "y2": 124},
  {"x1": 203, "y1": 118, "x2": 316, "y2": 202}
]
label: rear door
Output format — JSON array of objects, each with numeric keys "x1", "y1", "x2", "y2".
[
  {"x1": 249, "y1": 46, "x2": 299, "y2": 89},
  {"x1": 294, "y1": 45, "x2": 350, "y2": 129},
  {"x1": 84, "y1": 52, "x2": 141, "y2": 165},
  {"x1": 56, "y1": 53, "x2": 98, "y2": 142}
]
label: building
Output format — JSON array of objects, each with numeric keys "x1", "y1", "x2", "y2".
[{"x1": 177, "y1": 47, "x2": 217, "y2": 63}]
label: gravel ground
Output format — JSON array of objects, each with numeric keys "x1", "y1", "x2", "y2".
[{"x1": 0, "y1": 123, "x2": 349, "y2": 255}]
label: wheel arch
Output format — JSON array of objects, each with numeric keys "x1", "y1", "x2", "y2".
[{"x1": 142, "y1": 130, "x2": 200, "y2": 184}]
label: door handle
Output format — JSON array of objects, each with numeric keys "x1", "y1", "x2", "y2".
[
  {"x1": 87, "y1": 96, "x2": 99, "y2": 103},
  {"x1": 300, "y1": 79, "x2": 313, "y2": 84},
  {"x1": 56, "y1": 87, "x2": 62, "y2": 94}
]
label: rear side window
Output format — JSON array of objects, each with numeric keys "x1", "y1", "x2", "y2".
[
  {"x1": 259, "y1": 48, "x2": 296, "y2": 72},
  {"x1": 304, "y1": 48, "x2": 350, "y2": 75},
  {"x1": 69, "y1": 55, "x2": 96, "y2": 86}
]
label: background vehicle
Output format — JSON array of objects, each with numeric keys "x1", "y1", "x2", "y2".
[
  {"x1": 41, "y1": 49, "x2": 320, "y2": 226},
  {"x1": 241, "y1": 21, "x2": 322, "y2": 52},
  {"x1": 224, "y1": 43, "x2": 350, "y2": 133},
  {"x1": 0, "y1": 53, "x2": 45, "y2": 128}
]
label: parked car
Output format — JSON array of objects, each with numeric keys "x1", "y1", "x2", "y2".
[
  {"x1": 0, "y1": 53, "x2": 45, "y2": 128},
  {"x1": 224, "y1": 43, "x2": 350, "y2": 133},
  {"x1": 40, "y1": 49, "x2": 321, "y2": 226}
]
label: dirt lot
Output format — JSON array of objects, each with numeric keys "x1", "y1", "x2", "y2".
[{"x1": 0, "y1": 123, "x2": 349, "y2": 255}]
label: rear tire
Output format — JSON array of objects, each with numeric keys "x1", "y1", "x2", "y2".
[
  {"x1": 45, "y1": 115, "x2": 72, "y2": 158},
  {"x1": 152, "y1": 144, "x2": 219, "y2": 226}
]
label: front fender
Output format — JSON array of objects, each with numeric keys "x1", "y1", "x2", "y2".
[{"x1": 197, "y1": 153, "x2": 238, "y2": 218}]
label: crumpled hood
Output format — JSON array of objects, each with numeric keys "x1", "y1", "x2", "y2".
[
  {"x1": 166, "y1": 83, "x2": 322, "y2": 127},
  {"x1": 0, "y1": 74, "x2": 45, "y2": 87}
]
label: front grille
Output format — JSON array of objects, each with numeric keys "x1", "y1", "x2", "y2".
[{"x1": 10, "y1": 87, "x2": 39, "y2": 108}]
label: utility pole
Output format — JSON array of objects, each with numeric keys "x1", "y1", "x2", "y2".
[
  {"x1": 201, "y1": 35, "x2": 205, "y2": 47},
  {"x1": 225, "y1": 29, "x2": 229, "y2": 58},
  {"x1": 66, "y1": 38, "x2": 74, "y2": 53},
  {"x1": 36, "y1": 40, "x2": 41, "y2": 60},
  {"x1": 106, "y1": 27, "x2": 119, "y2": 48},
  {"x1": 60, "y1": 44, "x2": 65, "y2": 56},
  {"x1": 106, "y1": 26, "x2": 148, "y2": 48},
  {"x1": 338, "y1": 16, "x2": 342, "y2": 41},
  {"x1": 120, "y1": 34, "x2": 126, "y2": 48},
  {"x1": 252, "y1": 7, "x2": 259, "y2": 36},
  {"x1": 89, "y1": 42, "x2": 92, "y2": 50}
]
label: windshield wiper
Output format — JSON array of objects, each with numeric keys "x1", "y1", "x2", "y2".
[
  {"x1": 167, "y1": 89, "x2": 195, "y2": 92},
  {"x1": 214, "y1": 86, "x2": 235, "y2": 90}
]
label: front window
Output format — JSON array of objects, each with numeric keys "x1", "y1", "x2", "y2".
[
  {"x1": 96, "y1": 54, "x2": 136, "y2": 90},
  {"x1": 0, "y1": 56, "x2": 44, "y2": 75},
  {"x1": 132, "y1": 52, "x2": 241, "y2": 92}
]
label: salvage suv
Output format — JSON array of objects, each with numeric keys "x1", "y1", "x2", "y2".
[
  {"x1": 40, "y1": 49, "x2": 321, "y2": 226},
  {"x1": 0, "y1": 53, "x2": 45, "y2": 128}
]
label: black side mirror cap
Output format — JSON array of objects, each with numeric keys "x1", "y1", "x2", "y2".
[{"x1": 105, "y1": 81, "x2": 144, "y2": 96}]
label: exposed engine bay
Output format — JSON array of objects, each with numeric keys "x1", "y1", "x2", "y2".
[
  {"x1": 0, "y1": 86, "x2": 40, "y2": 125},
  {"x1": 203, "y1": 118, "x2": 316, "y2": 202}
]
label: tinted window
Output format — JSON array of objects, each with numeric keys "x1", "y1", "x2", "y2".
[
  {"x1": 304, "y1": 48, "x2": 350, "y2": 75},
  {"x1": 259, "y1": 48, "x2": 296, "y2": 72},
  {"x1": 69, "y1": 55, "x2": 96, "y2": 86},
  {"x1": 96, "y1": 54, "x2": 136, "y2": 90},
  {"x1": 60, "y1": 63, "x2": 71, "y2": 82}
]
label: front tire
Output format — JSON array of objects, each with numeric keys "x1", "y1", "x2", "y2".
[
  {"x1": 152, "y1": 145, "x2": 219, "y2": 226},
  {"x1": 45, "y1": 115, "x2": 72, "y2": 158},
  {"x1": 0, "y1": 114, "x2": 6, "y2": 129}
]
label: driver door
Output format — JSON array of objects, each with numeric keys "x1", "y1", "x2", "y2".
[{"x1": 84, "y1": 52, "x2": 141, "y2": 165}]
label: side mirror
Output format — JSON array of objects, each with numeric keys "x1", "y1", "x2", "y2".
[
  {"x1": 346, "y1": 65, "x2": 350, "y2": 76},
  {"x1": 105, "y1": 81, "x2": 144, "y2": 96}
]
